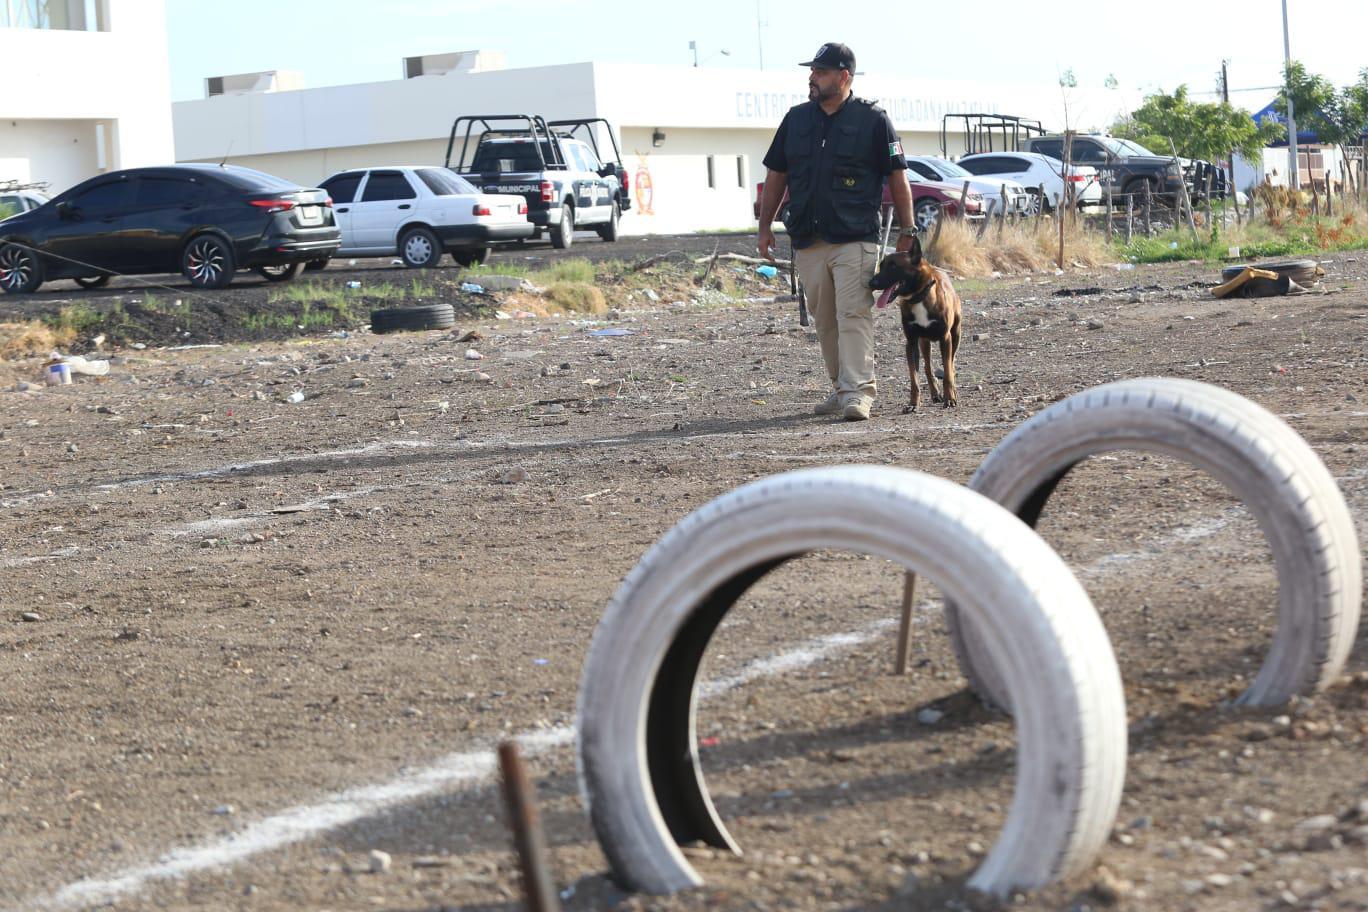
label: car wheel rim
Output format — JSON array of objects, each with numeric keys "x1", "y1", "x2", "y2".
[
  {"x1": 188, "y1": 240, "x2": 223, "y2": 284},
  {"x1": 915, "y1": 205, "x2": 937, "y2": 231},
  {"x1": 0, "y1": 247, "x2": 31, "y2": 290},
  {"x1": 406, "y1": 235, "x2": 433, "y2": 264}
]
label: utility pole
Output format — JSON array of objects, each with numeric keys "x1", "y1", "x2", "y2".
[
  {"x1": 756, "y1": 0, "x2": 766, "y2": 70},
  {"x1": 1281, "y1": 0, "x2": 1300, "y2": 189},
  {"x1": 1221, "y1": 60, "x2": 1229, "y2": 104}
]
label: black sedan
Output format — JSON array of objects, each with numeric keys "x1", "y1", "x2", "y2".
[{"x1": 0, "y1": 164, "x2": 341, "y2": 294}]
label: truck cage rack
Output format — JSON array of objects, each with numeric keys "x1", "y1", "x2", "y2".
[
  {"x1": 444, "y1": 114, "x2": 626, "y2": 175},
  {"x1": 941, "y1": 114, "x2": 1048, "y2": 157}
]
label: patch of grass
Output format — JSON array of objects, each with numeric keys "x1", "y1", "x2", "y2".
[
  {"x1": 47, "y1": 303, "x2": 104, "y2": 335},
  {"x1": 270, "y1": 281, "x2": 349, "y2": 311},
  {"x1": 0, "y1": 319, "x2": 72, "y2": 359},
  {"x1": 544, "y1": 258, "x2": 596, "y2": 284},
  {"x1": 1120, "y1": 196, "x2": 1368, "y2": 263},
  {"x1": 923, "y1": 215, "x2": 1109, "y2": 277},
  {"x1": 243, "y1": 298, "x2": 353, "y2": 333},
  {"x1": 408, "y1": 276, "x2": 435, "y2": 300},
  {"x1": 545, "y1": 281, "x2": 606, "y2": 314},
  {"x1": 477, "y1": 261, "x2": 531, "y2": 278}
]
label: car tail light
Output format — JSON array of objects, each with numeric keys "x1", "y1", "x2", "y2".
[
  {"x1": 473, "y1": 204, "x2": 492, "y2": 217},
  {"x1": 517, "y1": 201, "x2": 528, "y2": 215},
  {"x1": 250, "y1": 198, "x2": 297, "y2": 213},
  {"x1": 620, "y1": 172, "x2": 629, "y2": 193},
  {"x1": 324, "y1": 197, "x2": 333, "y2": 208},
  {"x1": 540, "y1": 180, "x2": 555, "y2": 202},
  {"x1": 1067, "y1": 174, "x2": 1088, "y2": 183}
]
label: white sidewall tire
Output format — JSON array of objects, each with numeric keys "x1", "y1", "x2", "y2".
[
  {"x1": 577, "y1": 466, "x2": 1127, "y2": 898},
  {"x1": 947, "y1": 378, "x2": 1361, "y2": 711}
]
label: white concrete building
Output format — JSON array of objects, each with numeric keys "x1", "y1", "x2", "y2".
[
  {"x1": 0, "y1": 0, "x2": 174, "y2": 193},
  {"x1": 174, "y1": 54, "x2": 1137, "y2": 235}
]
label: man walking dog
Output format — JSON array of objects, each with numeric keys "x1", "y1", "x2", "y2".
[{"x1": 758, "y1": 42, "x2": 914, "y2": 421}]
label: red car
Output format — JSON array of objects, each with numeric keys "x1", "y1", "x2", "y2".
[{"x1": 754, "y1": 177, "x2": 985, "y2": 232}]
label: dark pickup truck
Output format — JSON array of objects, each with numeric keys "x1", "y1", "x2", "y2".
[
  {"x1": 445, "y1": 115, "x2": 630, "y2": 249},
  {"x1": 1022, "y1": 134, "x2": 1189, "y2": 203}
]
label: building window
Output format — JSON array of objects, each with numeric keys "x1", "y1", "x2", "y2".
[
  {"x1": 1, "y1": 0, "x2": 107, "y2": 31},
  {"x1": 706, "y1": 155, "x2": 716, "y2": 189}
]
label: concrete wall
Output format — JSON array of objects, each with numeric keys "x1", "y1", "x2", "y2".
[
  {"x1": 174, "y1": 63, "x2": 601, "y2": 161},
  {"x1": 0, "y1": 119, "x2": 106, "y2": 190},
  {"x1": 0, "y1": 0, "x2": 173, "y2": 192},
  {"x1": 173, "y1": 59, "x2": 1139, "y2": 234}
]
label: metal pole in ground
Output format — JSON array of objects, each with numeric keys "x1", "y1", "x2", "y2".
[
  {"x1": 1106, "y1": 181, "x2": 1113, "y2": 243},
  {"x1": 498, "y1": 741, "x2": 562, "y2": 912}
]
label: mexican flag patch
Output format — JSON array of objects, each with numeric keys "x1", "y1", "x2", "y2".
[{"x1": 889, "y1": 141, "x2": 903, "y2": 157}]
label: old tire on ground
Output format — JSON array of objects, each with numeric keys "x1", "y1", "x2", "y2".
[
  {"x1": 596, "y1": 201, "x2": 620, "y2": 241},
  {"x1": 74, "y1": 274, "x2": 111, "y2": 290},
  {"x1": 254, "y1": 262, "x2": 303, "y2": 282},
  {"x1": 578, "y1": 466, "x2": 1127, "y2": 898},
  {"x1": 1220, "y1": 259, "x2": 1321, "y2": 285},
  {"x1": 369, "y1": 303, "x2": 455, "y2": 334},
  {"x1": 945, "y1": 378, "x2": 1361, "y2": 712},
  {"x1": 0, "y1": 242, "x2": 46, "y2": 294},
  {"x1": 550, "y1": 204, "x2": 574, "y2": 249}
]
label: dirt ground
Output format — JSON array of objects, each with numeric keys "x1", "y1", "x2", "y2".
[{"x1": 0, "y1": 233, "x2": 1366, "y2": 912}]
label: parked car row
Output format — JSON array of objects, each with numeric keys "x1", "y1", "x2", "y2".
[
  {"x1": 1, "y1": 114, "x2": 642, "y2": 295},
  {"x1": 904, "y1": 155, "x2": 1032, "y2": 216},
  {"x1": 0, "y1": 161, "x2": 551, "y2": 295},
  {"x1": 0, "y1": 165, "x2": 340, "y2": 295}
]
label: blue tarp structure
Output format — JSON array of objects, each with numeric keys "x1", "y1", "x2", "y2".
[
  {"x1": 1251, "y1": 100, "x2": 1325, "y2": 146},
  {"x1": 1252, "y1": 100, "x2": 1368, "y2": 146}
]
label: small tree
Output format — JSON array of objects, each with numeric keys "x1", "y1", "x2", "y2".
[
  {"x1": 1111, "y1": 85, "x2": 1280, "y2": 162},
  {"x1": 1274, "y1": 62, "x2": 1368, "y2": 193},
  {"x1": 1274, "y1": 61, "x2": 1337, "y2": 135}
]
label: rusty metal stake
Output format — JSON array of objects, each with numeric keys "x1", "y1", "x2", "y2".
[
  {"x1": 894, "y1": 570, "x2": 918, "y2": 675},
  {"x1": 498, "y1": 740, "x2": 562, "y2": 912}
]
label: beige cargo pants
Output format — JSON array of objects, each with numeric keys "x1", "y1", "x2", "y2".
[{"x1": 793, "y1": 239, "x2": 880, "y2": 401}]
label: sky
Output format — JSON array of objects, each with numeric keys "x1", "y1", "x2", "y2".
[{"x1": 166, "y1": 0, "x2": 1366, "y2": 117}]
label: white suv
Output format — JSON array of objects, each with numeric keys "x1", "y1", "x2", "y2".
[
  {"x1": 317, "y1": 166, "x2": 534, "y2": 268},
  {"x1": 0, "y1": 185, "x2": 50, "y2": 221}
]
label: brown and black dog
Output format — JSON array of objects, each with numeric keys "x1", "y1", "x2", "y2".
[{"x1": 868, "y1": 237, "x2": 963, "y2": 412}]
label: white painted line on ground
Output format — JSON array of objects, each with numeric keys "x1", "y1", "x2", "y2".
[
  {"x1": 0, "y1": 440, "x2": 433, "y2": 509},
  {"x1": 25, "y1": 617, "x2": 906, "y2": 912},
  {"x1": 0, "y1": 546, "x2": 80, "y2": 569}
]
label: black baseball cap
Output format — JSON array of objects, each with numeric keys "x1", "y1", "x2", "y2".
[{"x1": 799, "y1": 42, "x2": 855, "y2": 71}]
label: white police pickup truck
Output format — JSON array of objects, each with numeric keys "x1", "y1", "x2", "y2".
[{"x1": 446, "y1": 115, "x2": 630, "y2": 249}]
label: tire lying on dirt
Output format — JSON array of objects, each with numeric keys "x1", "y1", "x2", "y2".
[
  {"x1": 369, "y1": 303, "x2": 455, "y2": 334},
  {"x1": 945, "y1": 378, "x2": 1361, "y2": 711},
  {"x1": 1219, "y1": 258, "x2": 1322, "y2": 286},
  {"x1": 578, "y1": 466, "x2": 1127, "y2": 898}
]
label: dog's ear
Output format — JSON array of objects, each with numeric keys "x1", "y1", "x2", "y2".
[{"x1": 907, "y1": 235, "x2": 923, "y2": 266}]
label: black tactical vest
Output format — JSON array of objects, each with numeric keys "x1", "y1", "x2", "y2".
[{"x1": 781, "y1": 96, "x2": 884, "y2": 246}]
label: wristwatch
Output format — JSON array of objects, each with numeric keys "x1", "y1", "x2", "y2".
[{"x1": 900, "y1": 226, "x2": 918, "y2": 237}]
